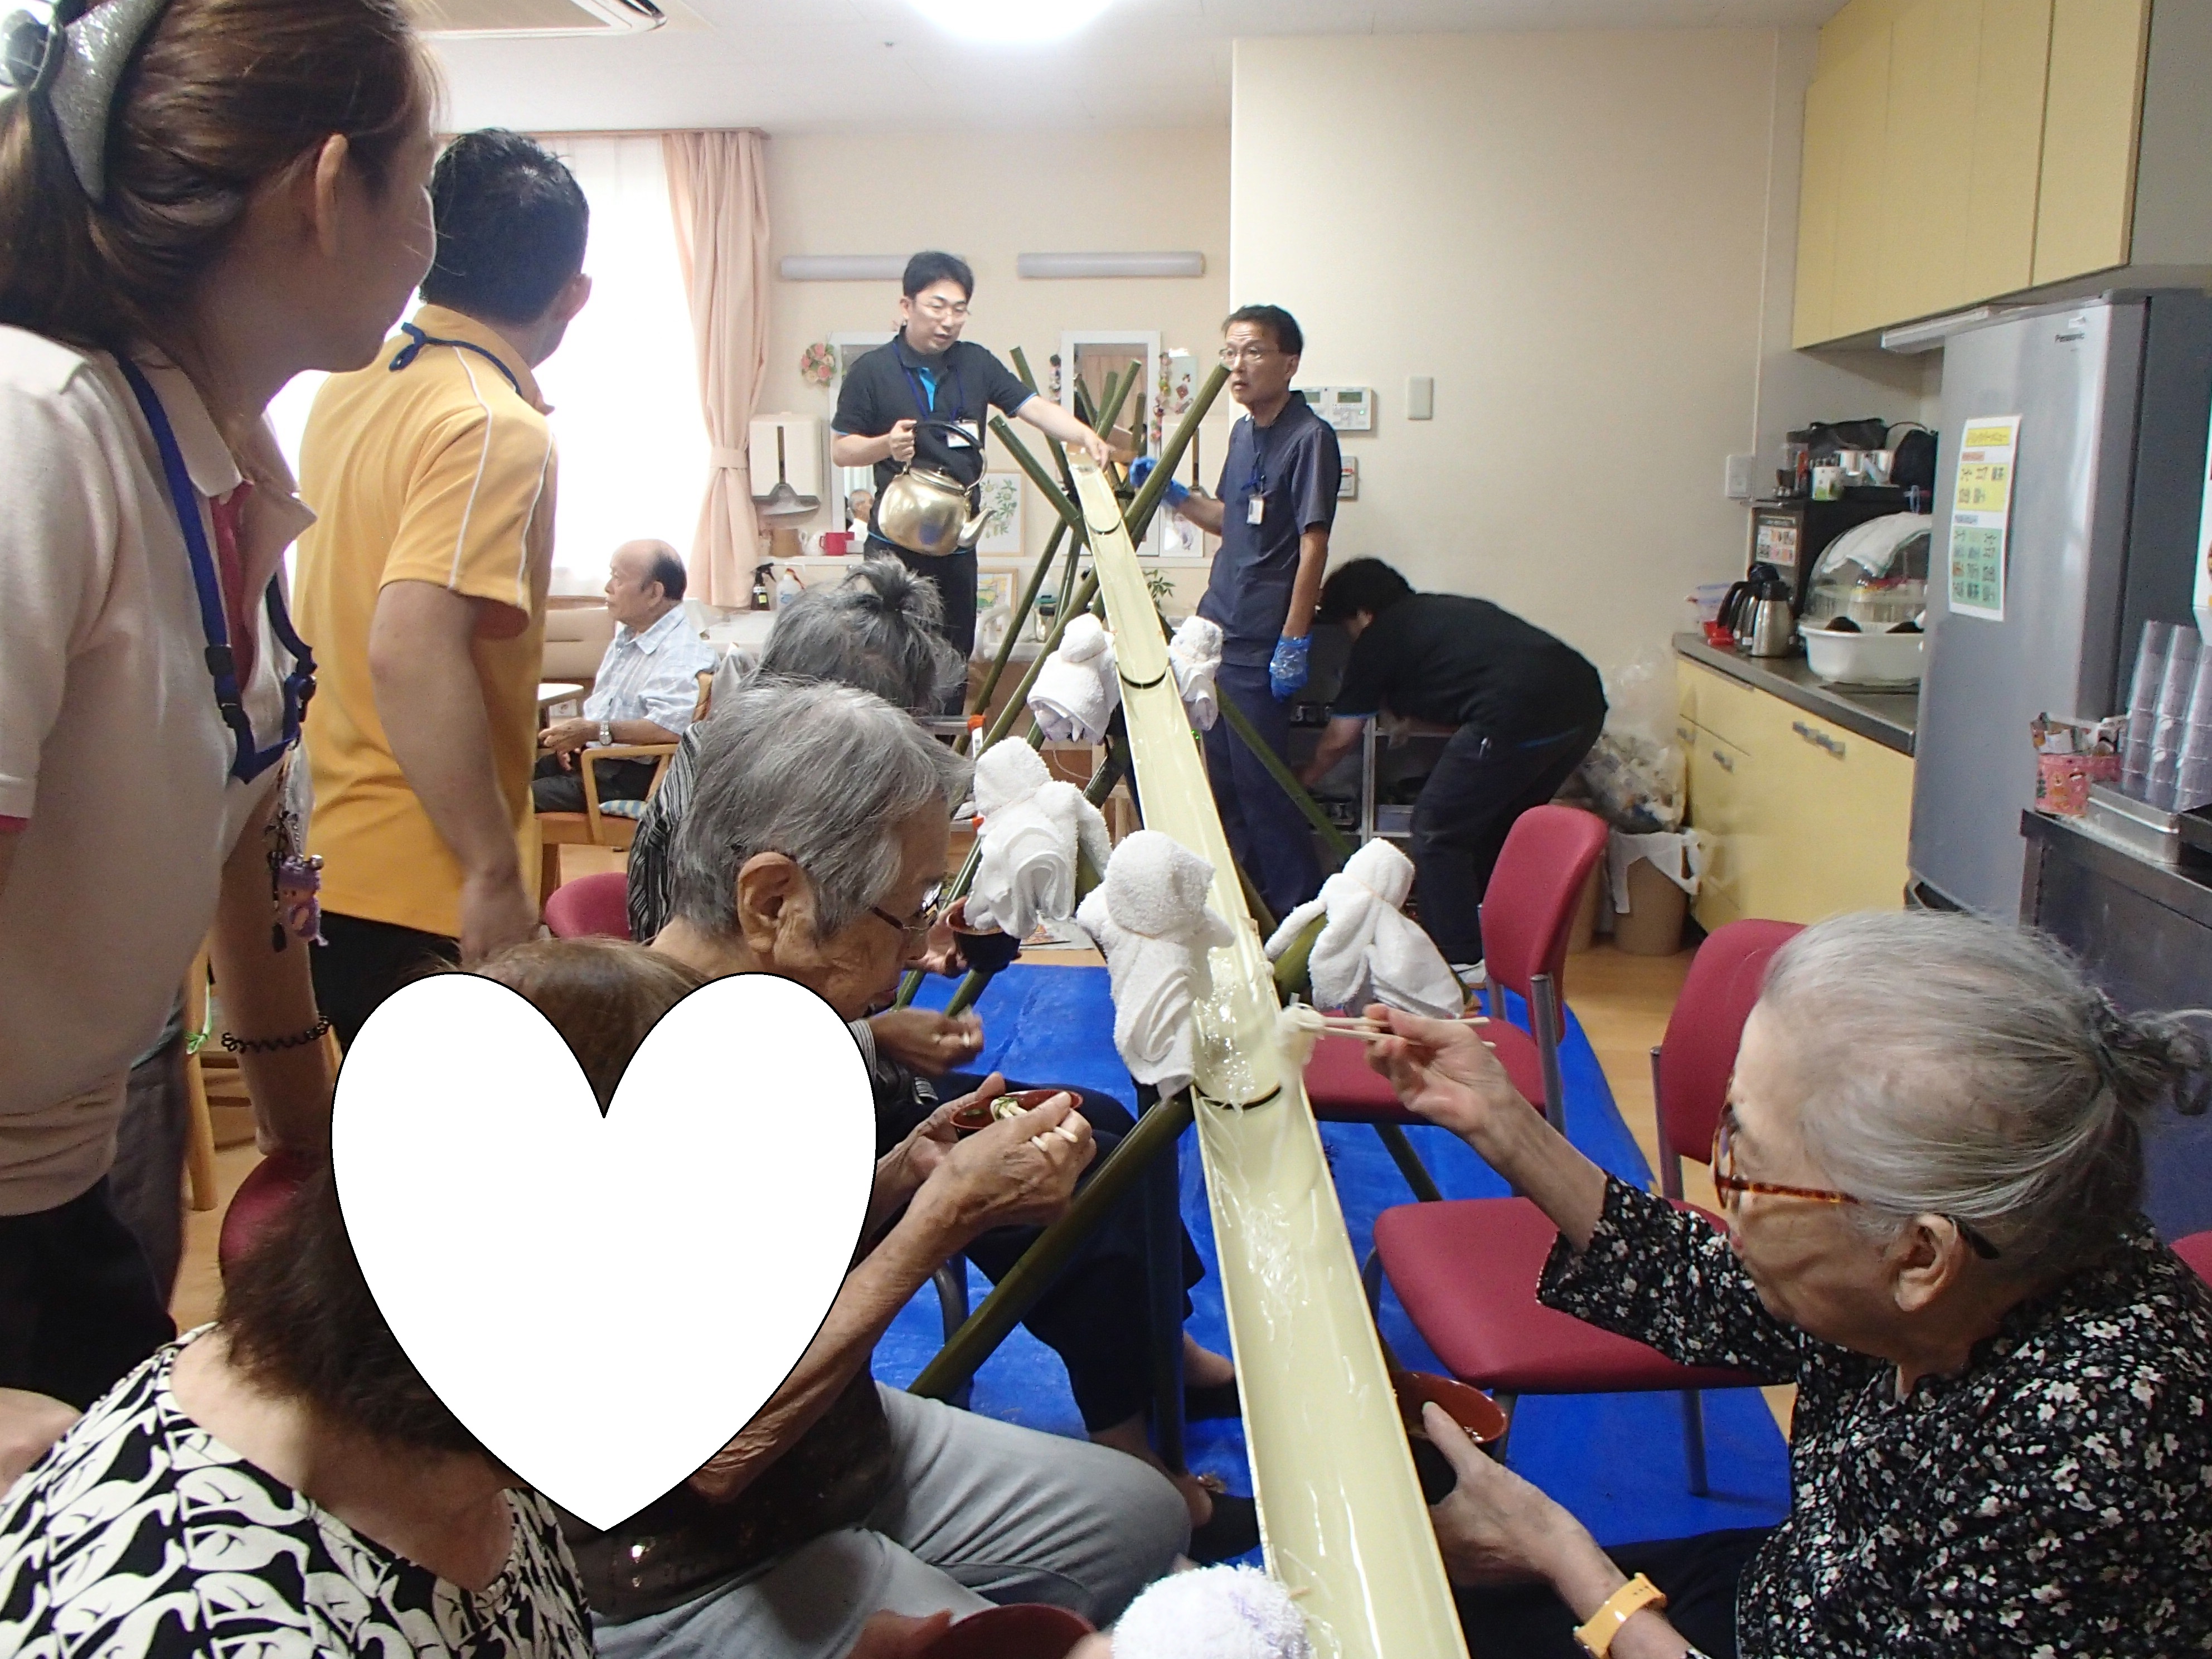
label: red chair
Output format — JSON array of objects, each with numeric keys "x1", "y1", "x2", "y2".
[
  {"x1": 1367, "y1": 918, "x2": 1803, "y2": 1493},
  {"x1": 1302, "y1": 805, "x2": 1612, "y2": 1201},
  {"x1": 2175, "y1": 1230, "x2": 2212, "y2": 1287},
  {"x1": 544, "y1": 870, "x2": 633, "y2": 939}
]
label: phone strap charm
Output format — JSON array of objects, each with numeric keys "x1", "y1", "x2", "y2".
[{"x1": 265, "y1": 795, "x2": 325, "y2": 949}]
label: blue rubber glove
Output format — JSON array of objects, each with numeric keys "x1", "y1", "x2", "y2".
[
  {"x1": 1269, "y1": 633, "x2": 1312, "y2": 701},
  {"x1": 1128, "y1": 454, "x2": 1188, "y2": 507}
]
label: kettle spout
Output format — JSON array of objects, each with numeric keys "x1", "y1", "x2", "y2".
[{"x1": 958, "y1": 507, "x2": 991, "y2": 549}]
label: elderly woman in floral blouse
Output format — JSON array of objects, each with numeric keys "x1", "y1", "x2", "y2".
[{"x1": 1369, "y1": 910, "x2": 2211, "y2": 1659}]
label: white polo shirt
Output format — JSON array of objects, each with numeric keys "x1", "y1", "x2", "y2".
[{"x1": 0, "y1": 328, "x2": 311, "y2": 1216}]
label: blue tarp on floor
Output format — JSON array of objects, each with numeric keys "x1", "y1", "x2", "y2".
[{"x1": 875, "y1": 964, "x2": 1793, "y2": 1550}]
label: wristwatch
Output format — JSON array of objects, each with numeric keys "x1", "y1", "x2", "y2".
[
  {"x1": 1574, "y1": 1574, "x2": 1667, "y2": 1657},
  {"x1": 597, "y1": 719, "x2": 613, "y2": 747}
]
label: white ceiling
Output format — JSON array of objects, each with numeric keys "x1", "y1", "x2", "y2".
[{"x1": 433, "y1": 0, "x2": 1843, "y2": 134}]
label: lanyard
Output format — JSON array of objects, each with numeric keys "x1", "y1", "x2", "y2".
[
  {"x1": 116, "y1": 359, "x2": 316, "y2": 785},
  {"x1": 900, "y1": 351, "x2": 969, "y2": 436},
  {"x1": 388, "y1": 322, "x2": 524, "y2": 397},
  {"x1": 1242, "y1": 414, "x2": 1279, "y2": 497}
]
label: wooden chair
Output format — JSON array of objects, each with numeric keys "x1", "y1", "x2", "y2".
[
  {"x1": 537, "y1": 669, "x2": 711, "y2": 905},
  {"x1": 182, "y1": 947, "x2": 219, "y2": 1212}
]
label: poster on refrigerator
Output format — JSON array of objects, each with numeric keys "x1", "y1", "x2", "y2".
[{"x1": 1947, "y1": 415, "x2": 2020, "y2": 620}]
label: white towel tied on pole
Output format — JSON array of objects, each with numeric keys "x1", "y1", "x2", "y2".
[
  {"x1": 1029, "y1": 613, "x2": 1120, "y2": 743},
  {"x1": 1076, "y1": 830, "x2": 1236, "y2": 1098},
  {"x1": 1264, "y1": 838, "x2": 1463, "y2": 1018},
  {"x1": 1168, "y1": 614, "x2": 1224, "y2": 731},
  {"x1": 964, "y1": 739, "x2": 1112, "y2": 942}
]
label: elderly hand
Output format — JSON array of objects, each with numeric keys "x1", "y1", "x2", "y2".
[
  {"x1": 871, "y1": 1098, "x2": 965, "y2": 1225},
  {"x1": 1422, "y1": 1403, "x2": 1586, "y2": 1589},
  {"x1": 870, "y1": 1007, "x2": 984, "y2": 1077},
  {"x1": 914, "y1": 916, "x2": 967, "y2": 979},
  {"x1": 915, "y1": 1081, "x2": 1094, "y2": 1245},
  {"x1": 0, "y1": 1388, "x2": 79, "y2": 1492},
  {"x1": 1365, "y1": 1003, "x2": 1521, "y2": 1141},
  {"x1": 843, "y1": 1610, "x2": 953, "y2": 1659},
  {"x1": 539, "y1": 718, "x2": 593, "y2": 756}
]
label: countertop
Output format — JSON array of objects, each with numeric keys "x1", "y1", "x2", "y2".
[{"x1": 1672, "y1": 632, "x2": 1917, "y2": 756}]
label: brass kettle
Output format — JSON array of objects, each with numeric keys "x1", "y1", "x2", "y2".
[{"x1": 875, "y1": 419, "x2": 988, "y2": 559}]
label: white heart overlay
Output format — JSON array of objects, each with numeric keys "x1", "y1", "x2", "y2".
[{"x1": 334, "y1": 971, "x2": 875, "y2": 1529}]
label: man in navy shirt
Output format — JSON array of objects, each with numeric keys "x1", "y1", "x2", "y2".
[
  {"x1": 832, "y1": 251, "x2": 1109, "y2": 664},
  {"x1": 1150, "y1": 305, "x2": 1338, "y2": 918}
]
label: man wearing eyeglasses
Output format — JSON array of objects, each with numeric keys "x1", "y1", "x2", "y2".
[
  {"x1": 1139, "y1": 304, "x2": 1338, "y2": 918},
  {"x1": 832, "y1": 251, "x2": 1110, "y2": 668}
]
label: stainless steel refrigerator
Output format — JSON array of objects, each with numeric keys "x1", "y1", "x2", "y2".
[{"x1": 1909, "y1": 292, "x2": 2212, "y2": 918}]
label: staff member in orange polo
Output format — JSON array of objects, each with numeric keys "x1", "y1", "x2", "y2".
[{"x1": 294, "y1": 130, "x2": 592, "y2": 1046}]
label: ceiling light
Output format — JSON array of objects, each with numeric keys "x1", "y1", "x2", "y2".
[
  {"x1": 906, "y1": 0, "x2": 1111, "y2": 46},
  {"x1": 779, "y1": 255, "x2": 909, "y2": 282},
  {"x1": 1017, "y1": 251, "x2": 1205, "y2": 279}
]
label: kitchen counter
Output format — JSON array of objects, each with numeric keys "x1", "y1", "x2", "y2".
[{"x1": 1672, "y1": 632, "x2": 1916, "y2": 756}]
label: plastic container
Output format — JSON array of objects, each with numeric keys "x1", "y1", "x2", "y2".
[
  {"x1": 1802, "y1": 624, "x2": 1924, "y2": 687},
  {"x1": 1612, "y1": 857, "x2": 1689, "y2": 956}
]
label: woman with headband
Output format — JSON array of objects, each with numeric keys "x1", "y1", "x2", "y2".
[{"x1": 0, "y1": 0, "x2": 435, "y2": 1445}]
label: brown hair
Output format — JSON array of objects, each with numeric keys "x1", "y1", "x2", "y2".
[
  {"x1": 0, "y1": 0, "x2": 430, "y2": 353},
  {"x1": 221, "y1": 939, "x2": 702, "y2": 1451}
]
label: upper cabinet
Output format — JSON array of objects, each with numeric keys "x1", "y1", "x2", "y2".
[{"x1": 1792, "y1": 0, "x2": 2204, "y2": 348}]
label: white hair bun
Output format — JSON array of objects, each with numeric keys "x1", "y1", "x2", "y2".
[{"x1": 1109, "y1": 1565, "x2": 1312, "y2": 1659}]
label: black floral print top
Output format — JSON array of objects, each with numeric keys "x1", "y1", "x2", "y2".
[{"x1": 1540, "y1": 1177, "x2": 2212, "y2": 1657}]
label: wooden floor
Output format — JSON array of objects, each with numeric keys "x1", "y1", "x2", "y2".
[{"x1": 174, "y1": 913, "x2": 1792, "y2": 1436}]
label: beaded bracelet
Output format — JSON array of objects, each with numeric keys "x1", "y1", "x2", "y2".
[{"x1": 222, "y1": 1016, "x2": 333, "y2": 1055}]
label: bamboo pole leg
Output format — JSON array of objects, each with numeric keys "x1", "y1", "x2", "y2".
[{"x1": 1140, "y1": 1085, "x2": 1187, "y2": 1474}]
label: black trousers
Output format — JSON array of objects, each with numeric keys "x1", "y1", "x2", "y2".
[
  {"x1": 312, "y1": 911, "x2": 463, "y2": 1051},
  {"x1": 875, "y1": 536, "x2": 977, "y2": 673},
  {"x1": 110, "y1": 1025, "x2": 191, "y2": 1303},
  {"x1": 1457, "y1": 1526, "x2": 1770, "y2": 1659},
  {"x1": 531, "y1": 753, "x2": 662, "y2": 814},
  {"x1": 880, "y1": 1077, "x2": 1202, "y2": 1433},
  {"x1": 1408, "y1": 717, "x2": 1605, "y2": 963},
  {"x1": 0, "y1": 1178, "x2": 174, "y2": 1408}
]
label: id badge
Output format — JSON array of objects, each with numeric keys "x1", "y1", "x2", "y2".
[{"x1": 1246, "y1": 493, "x2": 1265, "y2": 526}]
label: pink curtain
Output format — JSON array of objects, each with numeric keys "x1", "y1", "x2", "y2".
[{"x1": 663, "y1": 130, "x2": 770, "y2": 608}]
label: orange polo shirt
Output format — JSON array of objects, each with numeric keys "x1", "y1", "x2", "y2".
[{"x1": 294, "y1": 305, "x2": 556, "y2": 939}]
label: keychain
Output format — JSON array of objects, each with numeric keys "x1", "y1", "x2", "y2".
[{"x1": 265, "y1": 756, "x2": 325, "y2": 949}]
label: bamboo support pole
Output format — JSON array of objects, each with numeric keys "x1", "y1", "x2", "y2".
[
  {"x1": 1216, "y1": 695, "x2": 1357, "y2": 864},
  {"x1": 962, "y1": 517, "x2": 1067, "y2": 742}
]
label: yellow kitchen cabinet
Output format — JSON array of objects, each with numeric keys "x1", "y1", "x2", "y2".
[
  {"x1": 2032, "y1": 0, "x2": 2151, "y2": 285},
  {"x1": 1793, "y1": 26, "x2": 1894, "y2": 347},
  {"x1": 1962, "y1": 0, "x2": 2055, "y2": 300},
  {"x1": 1792, "y1": 63, "x2": 1850, "y2": 348},
  {"x1": 1685, "y1": 722, "x2": 1757, "y2": 933}
]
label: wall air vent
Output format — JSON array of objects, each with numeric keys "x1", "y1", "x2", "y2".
[{"x1": 409, "y1": 0, "x2": 663, "y2": 38}]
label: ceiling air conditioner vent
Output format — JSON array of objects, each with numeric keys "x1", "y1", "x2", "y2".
[{"x1": 410, "y1": 0, "x2": 663, "y2": 38}]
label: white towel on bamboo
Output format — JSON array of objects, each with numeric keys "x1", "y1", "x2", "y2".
[
  {"x1": 1076, "y1": 830, "x2": 1236, "y2": 1098},
  {"x1": 963, "y1": 739, "x2": 1112, "y2": 942},
  {"x1": 1168, "y1": 615, "x2": 1224, "y2": 731},
  {"x1": 1264, "y1": 838, "x2": 1463, "y2": 1017},
  {"x1": 1029, "y1": 613, "x2": 1120, "y2": 743}
]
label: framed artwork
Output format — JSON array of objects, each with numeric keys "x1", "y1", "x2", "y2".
[
  {"x1": 974, "y1": 472, "x2": 1023, "y2": 555},
  {"x1": 975, "y1": 571, "x2": 1013, "y2": 615}
]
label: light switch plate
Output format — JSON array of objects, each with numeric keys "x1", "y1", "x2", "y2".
[
  {"x1": 1724, "y1": 452, "x2": 1755, "y2": 499},
  {"x1": 1406, "y1": 375, "x2": 1434, "y2": 420}
]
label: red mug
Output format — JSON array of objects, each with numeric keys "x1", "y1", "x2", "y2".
[{"x1": 919, "y1": 1604, "x2": 1095, "y2": 1659}]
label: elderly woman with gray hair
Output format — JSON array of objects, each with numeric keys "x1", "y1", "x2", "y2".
[
  {"x1": 564, "y1": 676, "x2": 1189, "y2": 1659},
  {"x1": 1365, "y1": 910, "x2": 2211, "y2": 1659}
]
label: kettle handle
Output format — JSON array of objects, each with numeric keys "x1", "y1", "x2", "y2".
[
  {"x1": 1717, "y1": 580, "x2": 1754, "y2": 631},
  {"x1": 903, "y1": 416, "x2": 987, "y2": 480}
]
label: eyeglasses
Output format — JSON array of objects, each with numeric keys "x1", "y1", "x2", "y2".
[
  {"x1": 867, "y1": 882, "x2": 945, "y2": 953},
  {"x1": 1218, "y1": 345, "x2": 1275, "y2": 367},
  {"x1": 915, "y1": 298, "x2": 969, "y2": 320},
  {"x1": 1711, "y1": 1102, "x2": 2000, "y2": 1259}
]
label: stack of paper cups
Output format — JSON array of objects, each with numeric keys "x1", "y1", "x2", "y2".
[
  {"x1": 2175, "y1": 644, "x2": 2212, "y2": 811},
  {"x1": 2146, "y1": 628, "x2": 2202, "y2": 810},
  {"x1": 2122, "y1": 621, "x2": 2173, "y2": 800}
]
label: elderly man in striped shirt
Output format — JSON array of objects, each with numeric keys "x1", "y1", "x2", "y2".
[{"x1": 533, "y1": 539, "x2": 718, "y2": 813}]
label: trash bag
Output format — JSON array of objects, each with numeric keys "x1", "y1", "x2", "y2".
[{"x1": 1568, "y1": 652, "x2": 1685, "y2": 833}]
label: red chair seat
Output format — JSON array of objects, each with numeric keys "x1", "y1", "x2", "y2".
[
  {"x1": 2175, "y1": 1230, "x2": 2212, "y2": 1287},
  {"x1": 1304, "y1": 1022, "x2": 1549, "y2": 1124},
  {"x1": 1374, "y1": 1196, "x2": 1759, "y2": 1394},
  {"x1": 544, "y1": 870, "x2": 633, "y2": 940},
  {"x1": 217, "y1": 1151, "x2": 316, "y2": 1275}
]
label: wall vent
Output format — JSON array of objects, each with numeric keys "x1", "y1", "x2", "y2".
[{"x1": 409, "y1": 0, "x2": 663, "y2": 38}]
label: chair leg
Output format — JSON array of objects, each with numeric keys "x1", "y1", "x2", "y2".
[
  {"x1": 1373, "y1": 1122, "x2": 1444, "y2": 1204},
  {"x1": 1532, "y1": 973, "x2": 1568, "y2": 1134},
  {"x1": 933, "y1": 1258, "x2": 973, "y2": 1410},
  {"x1": 182, "y1": 948, "x2": 217, "y2": 1213},
  {"x1": 1680, "y1": 1388, "x2": 1710, "y2": 1496},
  {"x1": 1493, "y1": 1391, "x2": 1519, "y2": 1462}
]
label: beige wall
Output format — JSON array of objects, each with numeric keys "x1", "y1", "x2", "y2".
[
  {"x1": 759, "y1": 125, "x2": 1235, "y2": 588},
  {"x1": 1231, "y1": 31, "x2": 1930, "y2": 673}
]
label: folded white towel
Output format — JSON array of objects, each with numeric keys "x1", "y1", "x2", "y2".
[
  {"x1": 1029, "y1": 613, "x2": 1121, "y2": 743},
  {"x1": 964, "y1": 739, "x2": 1113, "y2": 942},
  {"x1": 1264, "y1": 838, "x2": 1462, "y2": 1018},
  {"x1": 1168, "y1": 614, "x2": 1224, "y2": 731},
  {"x1": 1076, "y1": 830, "x2": 1236, "y2": 1098},
  {"x1": 1109, "y1": 1564, "x2": 1313, "y2": 1659}
]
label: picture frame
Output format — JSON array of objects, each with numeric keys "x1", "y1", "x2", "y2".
[{"x1": 974, "y1": 472, "x2": 1023, "y2": 555}]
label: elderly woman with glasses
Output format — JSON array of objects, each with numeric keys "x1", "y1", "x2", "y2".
[
  {"x1": 1364, "y1": 910, "x2": 2211, "y2": 1659},
  {"x1": 565, "y1": 676, "x2": 1189, "y2": 1659}
]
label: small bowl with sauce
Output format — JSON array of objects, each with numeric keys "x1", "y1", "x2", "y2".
[
  {"x1": 948, "y1": 1086, "x2": 1065, "y2": 1137},
  {"x1": 1393, "y1": 1369, "x2": 1508, "y2": 1501}
]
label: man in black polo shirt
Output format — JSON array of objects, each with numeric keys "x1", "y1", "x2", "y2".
[
  {"x1": 832, "y1": 251, "x2": 1109, "y2": 663},
  {"x1": 1297, "y1": 559, "x2": 1607, "y2": 966}
]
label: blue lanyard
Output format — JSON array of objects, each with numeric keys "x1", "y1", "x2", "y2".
[
  {"x1": 900, "y1": 352, "x2": 967, "y2": 430},
  {"x1": 116, "y1": 360, "x2": 316, "y2": 785},
  {"x1": 1241, "y1": 415, "x2": 1278, "y2": 498},
  {"x1": 388, "y1": 322, "x2": 523, "y2": 397}
]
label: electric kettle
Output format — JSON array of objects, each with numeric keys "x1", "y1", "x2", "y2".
[
  {"x1": 1719, "y1": 563, "x2": 1796, "y2": 657},
  {"x1": 875, "y1": 419, "x2": 989, "y2": 559}
]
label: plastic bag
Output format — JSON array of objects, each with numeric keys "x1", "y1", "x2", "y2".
[{"x1": 1571, "y1": 652, "x2": 1685, "y2": 833}]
